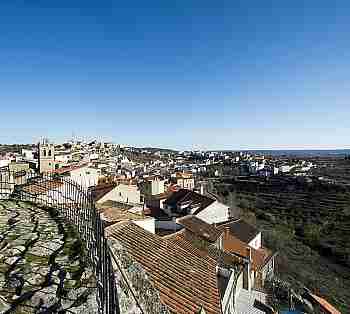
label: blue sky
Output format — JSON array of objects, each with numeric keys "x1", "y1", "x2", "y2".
[{"x1": 1, "y1": 1, "x2": 350, "y2": 150}]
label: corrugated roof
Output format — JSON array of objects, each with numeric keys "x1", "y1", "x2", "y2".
[{"x1": 106, "y1": 222, "x2": 221, "y2": 314}]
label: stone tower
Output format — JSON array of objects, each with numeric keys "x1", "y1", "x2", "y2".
[{"x1": 39, "y1": 139, "x2": 55, "y2": 173}]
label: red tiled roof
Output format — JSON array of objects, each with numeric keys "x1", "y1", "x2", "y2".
[
  {"x1": 99, "y1": 207, "x2": 144, "y2": 223},
  {"x1": 222, "y1": 230, "x2": 272, "y2": 271},
  {"x1": 89, "y1": 183, "x2": 116, "y2": 201},
  {"x1": 22, "y1": 179, "x2": 63, "y2": 195},
  {"x1": 48, "y1": 163, "x2": 89, "y2": 174},
  {"x1": 166, "y1": 229, "x2": 244, "y2": 270},
  {"x1": 217, "y1": 219, "x2": 259, "y2": 243},
  {"x1": 106, "y1": 222, "x2": 221, "y2": 314},
  {"x1": 177, "y1": 215, "x2": 223, "y2": 242}
]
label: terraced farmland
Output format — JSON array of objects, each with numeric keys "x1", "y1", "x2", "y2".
[
  {"x1": 215, "y1": 176, "x2": 350, "y2": 312},
  {"x1": 311, "y1": 158, "x2": 350, "y2": 184}
]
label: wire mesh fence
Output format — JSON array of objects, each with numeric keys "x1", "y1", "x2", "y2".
[{"x1": 0, "y1": 169, "x2": 119, "y2": 314}]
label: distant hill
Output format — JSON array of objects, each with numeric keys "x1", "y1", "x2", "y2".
[
  {"x1": 0, "y1": 144, "x2": 35, "y2": 154},
  {"x1": 137, "y1": 147, "x2": 178, "y2": 154}
]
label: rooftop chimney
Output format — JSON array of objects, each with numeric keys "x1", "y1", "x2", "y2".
[{"x1": 246, "y1": 247, "x2": 252, "y2": 262}]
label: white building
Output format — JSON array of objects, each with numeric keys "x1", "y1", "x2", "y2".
[
  {"x1": 142, "y1": 176, "x2": 166, "y2": 196},
  {"x1": 196, "y1": 200, "x2": 231, "y2": 224},
  {"x1": 279, "y1": 165, "x2": 293, "y2": 173},
  {"x1": 174, "y1": 172, "x2": 195, "y2": 190},
  {"x1": 22, "y1": 149, "x2": 36, "y2": 161},
  {"x1": 69, "y1": 165, "x2": 101, "y2": 188},
  {"x1": 164, "y1": 190, "x2": 231, "y2": 225},
  {"x1": 0, "y1": 159, "x2": 11, "y2": 168},
  {"x1": 96, "y1": 182, "x2": 142, "y2": 205},
  {"x1": 54, "y1": 153, "x2": 72, "y2": 164}
]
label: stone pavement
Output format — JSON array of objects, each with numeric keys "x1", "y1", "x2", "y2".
[{"x1": 0, "y1": 200, "x2": 98, "y2": 313}]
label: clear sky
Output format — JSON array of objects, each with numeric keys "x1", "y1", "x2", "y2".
[{"x1": 1, "y1": 1, "x2": 350, "y2": 150}]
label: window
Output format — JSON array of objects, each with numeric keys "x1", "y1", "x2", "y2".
[
  {"x1": 48, "y1": 150, "x2": 52, "y2": 157},
  {"x1": 43, "y1": 150, "x2": 47, "y2": 157}
]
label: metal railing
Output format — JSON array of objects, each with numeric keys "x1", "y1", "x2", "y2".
[{"x1": 0, "y1": 169, "x2": 119, "y2": 314}]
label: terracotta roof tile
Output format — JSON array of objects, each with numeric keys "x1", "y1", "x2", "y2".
[
  {"x1": 22, "y1": 179, "x2": 63, "y2": 195},
  {"x1": 106, "y1": 222, "x2": 221, "y2": 314},
  {"x1": 99, "y1": 207, "x2": 145, "y2": 223},
  {"x1": 166, "y1": 229, "x2": 244, "y2": 271},
  {"x1": 177, "y1": 215, "x2": 223, "y2": 243},
  {"x1": 48, "y1": 162, "x2": 89, "y2": 174},
  {"x1": 217, "y1": 219, "x2": 259, "y2": 243},
  {"x1": 89, "y1": 183, "x2": 116, "y2": 201},
  {"x1": 222, "y1": 230, "x2": 272, "y2": 271}
]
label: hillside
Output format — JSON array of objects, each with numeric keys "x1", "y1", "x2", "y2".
[
  {"x1": 310, "y1": 157, "x2": 350, "y2": 184},
  {"x1": 214, "y1": 175, "x2": 350, "y2": 312}
]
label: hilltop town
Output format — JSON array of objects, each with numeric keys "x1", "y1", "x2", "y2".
[{"x1": 0, "y1": 139, "x2": 346, "y2": 313}]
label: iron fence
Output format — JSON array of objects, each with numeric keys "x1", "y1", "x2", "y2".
[{"x1": 0, "y1": 169, "x2": 119, "y2": 314}]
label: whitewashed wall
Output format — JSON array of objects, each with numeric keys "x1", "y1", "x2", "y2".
[
  {"x1": 134, "y1": 218, "x2": 155, "y2": 234},
  {"x1": 70, "y1": 167, "x2": 100, "y2": 188},
  {"x1": 196, "y1": 201, "x2": 229, "y2": 224},
  {"x1": 97, "y1": 184, "x2": 141, "y2": 205},
  {"x1": 0, "y1": 160, "x2": 11, "y2": 168},
  {"x1": 248, "y1": 232, "x2": 261, "y2": 250}
]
